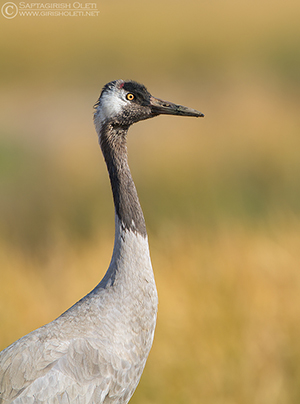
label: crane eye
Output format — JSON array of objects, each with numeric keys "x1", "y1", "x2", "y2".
[{"x1": 126, "y1": 93, "x2": 135, "y2": 101}]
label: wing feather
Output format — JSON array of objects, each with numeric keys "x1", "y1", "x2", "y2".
[{"x1": 0, "y1": 329, "x2": 139, "y2": 404}]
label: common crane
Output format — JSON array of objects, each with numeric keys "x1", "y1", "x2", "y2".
[{"x1": 0, "y1": 80, "x2": 204, "y2": 404}]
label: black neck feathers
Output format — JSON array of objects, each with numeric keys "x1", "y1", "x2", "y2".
[{"x1": 99, "y1": 123, "x2": 147, "y2": 237}]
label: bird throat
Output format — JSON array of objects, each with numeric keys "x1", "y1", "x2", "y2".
[{"x1": 99, "y1": 123, "x2": 147, "y2": 237}]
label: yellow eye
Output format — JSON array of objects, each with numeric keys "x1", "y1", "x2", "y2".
[{"x1": 126, "y1": 93, "x2": 135, "y2": 101}]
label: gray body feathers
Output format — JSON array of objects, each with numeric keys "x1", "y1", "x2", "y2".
[{"x1": 1, "y1": 218, "x2": 158, "y2": 404}]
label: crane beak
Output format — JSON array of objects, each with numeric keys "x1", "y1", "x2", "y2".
[{"x1": 150, "y1": 96, "x2": 204, "y2": 118}]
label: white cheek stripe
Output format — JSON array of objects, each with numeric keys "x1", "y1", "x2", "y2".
[
  {"x1": 101, "y1": 92, "x2": 124, "y2": 119},
  {"x1": 94, "y1": 90, "x2": 128, "y2": 136}
]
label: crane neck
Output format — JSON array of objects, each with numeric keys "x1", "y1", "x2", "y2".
[{"x1": 99, "y1": 122, "x2": 147, "y2": 238}]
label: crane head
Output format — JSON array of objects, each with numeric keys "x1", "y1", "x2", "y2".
[{"x1": 94, "y1": 80, "x2": 204, "y2": 133}]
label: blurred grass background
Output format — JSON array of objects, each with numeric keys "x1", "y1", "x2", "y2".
[{"x1": 1, "y1": 0, "x2": 300, "y2": 402}]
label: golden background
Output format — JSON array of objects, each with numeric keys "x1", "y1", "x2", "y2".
[{"x1": 1, "y1": 1, "x2": 300, "y2": 403}]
